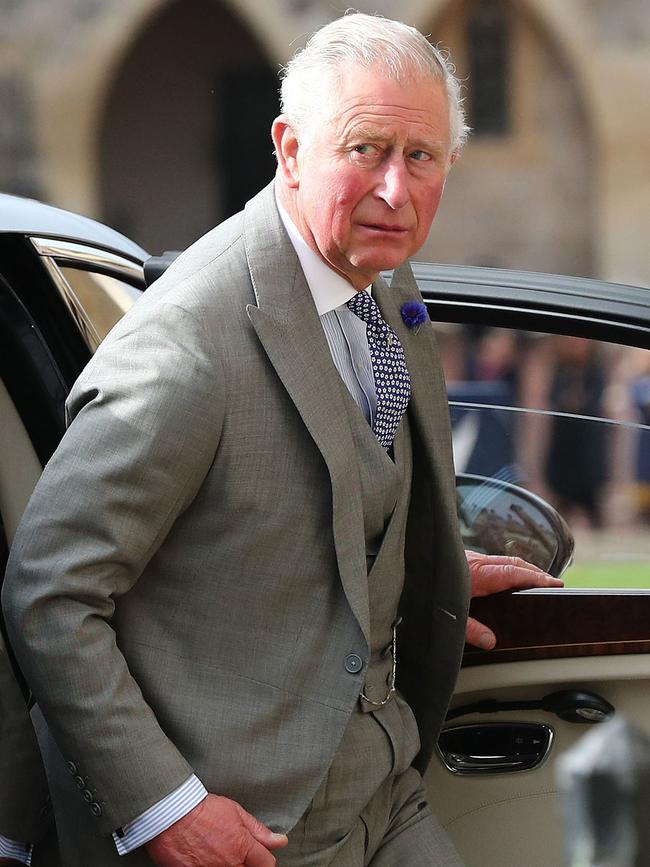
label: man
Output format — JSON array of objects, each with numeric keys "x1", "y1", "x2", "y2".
[
  {"x1": 0, "y1": 632, "x2": 51, "y2": 866},
  {"x1": 2, "y1": 13, "x2": 560, "y2": 866}
]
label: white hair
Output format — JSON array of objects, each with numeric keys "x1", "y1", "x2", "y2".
[{"x1": 280, "y1": 11, "x2": 469, "y2": 154}]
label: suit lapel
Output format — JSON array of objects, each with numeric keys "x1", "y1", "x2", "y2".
[{"x1": 243, "y1": 185, "x2": 370, "y2": 644}]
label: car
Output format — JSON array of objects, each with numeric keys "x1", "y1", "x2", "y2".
[{"x1": 1, "y1": 192, "x2": 649, "y2": 866}]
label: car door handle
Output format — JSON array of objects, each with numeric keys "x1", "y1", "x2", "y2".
[
  {"x1": 437, "y1": 723, "x2": 554, "y2": 774},
  {"x1": 446, "y1": 689, "x2": 614, "y2": 724}
]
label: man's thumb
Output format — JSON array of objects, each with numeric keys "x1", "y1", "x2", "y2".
[
  {"x1": 240, "y1": 809, "x2": 289, "y2": 849},
  {"x1": 465, "y1": 615, "x2": 496, "y2": 650}
]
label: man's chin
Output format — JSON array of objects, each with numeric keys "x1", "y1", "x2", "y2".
[{"x1": 350, "y1": 249, "x2": 416, "y2": 277}]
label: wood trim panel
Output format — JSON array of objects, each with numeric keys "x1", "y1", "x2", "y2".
[{"x1": 463, "y1": 591, "x2": 650, "y2": 666}]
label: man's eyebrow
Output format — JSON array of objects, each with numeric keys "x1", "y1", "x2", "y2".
[
  {"x1": 343, "y1": 126, "x2": 389, "y2": 143},
  {"x1": 409, "y1": 138, "x2": 448, "y2": 157},
  {"x1": 344, "y1": 126, "x2": 447, "y2": 156}
]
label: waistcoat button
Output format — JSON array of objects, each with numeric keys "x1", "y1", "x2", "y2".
[{"x1": 344, "y1": 653, "x2": 363, "y2": 674}]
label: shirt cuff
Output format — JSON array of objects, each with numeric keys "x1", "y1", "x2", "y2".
[
  {"x1": 0, "y1": 835, "x2": 32, "y2": 866},
  {"x1": 112, "y1": 775, "x2": 207, "y2": 855}
]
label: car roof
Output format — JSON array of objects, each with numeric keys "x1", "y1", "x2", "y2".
[
  {"x1": 0, "y1": 193, "x2": 148, "y2": 262},
  {"x1": 411, "y1": 262, "x2": 650, "y2": 340}
]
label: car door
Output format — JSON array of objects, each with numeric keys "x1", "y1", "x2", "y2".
[
  {"x1": 0, "y1": 221, "x2": 146, "y2": 860},
  {"x1": 412, "y1": 265, "x2": 650, "y2": 867},
  {"x1": 0, "y1": 225, "x2": 145, "y2": 626}
]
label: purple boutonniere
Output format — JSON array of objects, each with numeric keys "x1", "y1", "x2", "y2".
[{"x1": 400, "y1": 300, "x2": 428, "y2": 334}]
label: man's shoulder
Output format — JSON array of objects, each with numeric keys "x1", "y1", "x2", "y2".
[
  {"x1": 101, "y1": 183, "x2": 288, "y2": 351},
  {"x1": 94, "y1": 196, "x2": 279, "y2": 360},
  {"x1": 149, "y1": 209, "x2": 249, "y2": 305}
]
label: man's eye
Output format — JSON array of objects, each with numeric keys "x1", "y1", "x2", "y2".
[
  {"x1": 352, "y1": 144, "x2": 379, "y2": 158},
  {"x1": 409, "y1": 150, "x2": 432, "y2": 162}
]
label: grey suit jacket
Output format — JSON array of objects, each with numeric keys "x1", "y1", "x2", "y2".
[
  {"x1": 0, "y1": 631, "x2": 49, "y2": 842},
  {"x1": 2, "y1": 182, "x2": 469, "y2": 841}
]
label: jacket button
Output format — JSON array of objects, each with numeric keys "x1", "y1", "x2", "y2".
[
  {"x1": 83, "y1": 789, "x2": 94, "y2": 803},
  {"x1": 66, "y1": 761, "x2": 77, "y2": 775},
  {"x1": 74, "y1": 776, "x2": 86, "y2": 789},
  {"x1": 344, "y1": 653, "x2": 363, "y2": 674},
  {"x1": 90, "y1": 802, "x2": 102, "y2": 817}
]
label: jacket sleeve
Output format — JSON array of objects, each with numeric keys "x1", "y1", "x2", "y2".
[{"x1": 2, "y1": 298, "x2": 225, "y2": 835}]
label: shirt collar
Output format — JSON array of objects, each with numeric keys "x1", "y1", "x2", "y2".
[{"x1": 275, "y1": 193, "x2": 371, "y2": 315}]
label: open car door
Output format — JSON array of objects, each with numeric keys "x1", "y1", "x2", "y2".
[{"x1": 413, "y1": 265, "x2": 650, "y2": 867}]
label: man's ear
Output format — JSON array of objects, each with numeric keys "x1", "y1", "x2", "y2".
[
  {"x1": 272, "y1": 116, "x2": 300, "y2": 189},
  {"x1": 440, "y1": 149, "x2": 459, "y2": 194}
]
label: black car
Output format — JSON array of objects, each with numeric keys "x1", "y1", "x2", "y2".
[{"x1": 1, "y1": 193, "x2": 649, "y2": 867}]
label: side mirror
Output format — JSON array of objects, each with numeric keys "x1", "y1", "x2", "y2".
[{"x1": 456, "y1": 473, "x2": 574, "y2": 578}]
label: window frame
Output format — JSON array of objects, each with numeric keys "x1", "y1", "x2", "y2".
[{"x1": 30, "y1": 237, "x2": 145, "y2": 353}]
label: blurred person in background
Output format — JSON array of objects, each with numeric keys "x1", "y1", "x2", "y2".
[
  {"x1": 629, "y1": 350, "x2": 650, "y2": 523},
  {"x1": 544, "y1": 336, "x2": 609, "y2": 528}
]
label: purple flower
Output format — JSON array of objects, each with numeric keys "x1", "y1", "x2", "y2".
[{"x1": 400, "y1": 300, "x2": 427, "y2": 333}]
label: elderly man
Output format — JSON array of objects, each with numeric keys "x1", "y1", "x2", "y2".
[{"x1": 2, "y1": 12, "x2": 560, "y2": 867}]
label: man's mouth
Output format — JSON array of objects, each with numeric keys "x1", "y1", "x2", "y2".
[{"x1": 358, "y1": 223, "x2": 409, "y2": 234}]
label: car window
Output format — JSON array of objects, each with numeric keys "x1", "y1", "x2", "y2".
[
  {"x1": 433, "y1": 323, "x2": 650, "y2": 590},
  {"x1": 29, "y1": 237, "x2": 144, "y2": 353},
  {"x1": 58, "y1": 267, "x2": 141, "y2": 349}
]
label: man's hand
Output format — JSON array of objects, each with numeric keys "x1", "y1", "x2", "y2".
[
  {"x1": 145, "y1": 794, "x2": 288, "y2": 867},
  {"x1": 465, "y1": 551, "x2": 563, "y2": 650}
]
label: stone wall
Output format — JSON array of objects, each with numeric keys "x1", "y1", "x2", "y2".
[{"x1": 1, "y1": 0, "x2": 649, "y2": 283}]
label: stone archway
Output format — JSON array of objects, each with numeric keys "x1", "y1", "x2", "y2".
[
  {"x1": 414, "y1": 0, "x2": 596, "y2": 277},
  {"x1": 98, "y1": 0, "x2": 280, "y2": 253}
]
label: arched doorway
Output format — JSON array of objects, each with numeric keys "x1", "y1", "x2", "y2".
[
  {"x1": 98, "y1": 0, "x2": 279, "y2": 253},
  {"x1": 419, "y1": 0, "x2": 595, "y2": 277}
]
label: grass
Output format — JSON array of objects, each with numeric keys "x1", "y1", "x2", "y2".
[{"x1": 563, "y1": 561, "x2": 650, "y2": 589}]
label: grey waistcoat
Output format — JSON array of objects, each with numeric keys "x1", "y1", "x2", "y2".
[
  {"x1": 341, "y1": 396, "x2": 414, "y2": 699},
  {"x1": 332, "y1": 400, "x2": 421, "y2": 784}
]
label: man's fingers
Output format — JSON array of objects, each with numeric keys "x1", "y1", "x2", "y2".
[
  {"x1": 464, "y1": 552, "x2": 563, "y2": 649},
  {"x1": 468, "y1": 556, "x2": 563, "y2": 597},
  {"x1": 470, "y1": 553, "x2": 547, "y2": 573},
  {"x1": 478, "y1": 564, "x2": 562, "y2": 590},
  {"x1": 146, "y1": 794, "x2": 288, "y2": 867},
  {"x1": 244, "y1": 837, "x2": 282, "y2": 867},
  {"x1": 238, "y1": 806, "x2": 288, "y2": 850},
  {"x1": 465, "y1": 615, "x2": 496, "y2": 650},
  {"x1": 266, "y1": 835, "x2": 289, "y2": 850}
]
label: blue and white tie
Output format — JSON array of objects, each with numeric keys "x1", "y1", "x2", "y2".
[{"x1": 347, "y1": 291, "x2": 410, "y2": 450}]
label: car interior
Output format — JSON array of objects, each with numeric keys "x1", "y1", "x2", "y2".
[{"x1": 0, "y1": 378, "x2": 41, "y2": 549}]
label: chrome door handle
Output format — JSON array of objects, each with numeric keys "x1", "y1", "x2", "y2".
[{"x1": 437, "y1": 723, "x2": 553, "y2": 775}]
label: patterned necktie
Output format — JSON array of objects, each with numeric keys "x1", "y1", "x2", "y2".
[{"x1": 346, "y1": 291, "x2": 411, "y2": 450}]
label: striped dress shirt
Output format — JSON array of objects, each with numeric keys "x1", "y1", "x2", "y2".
[{"x1": 0, "y1": 835, "x2": 31, "y2": 865}]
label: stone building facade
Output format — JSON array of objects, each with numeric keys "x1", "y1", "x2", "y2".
[{"x1": 1, "y1": 0, "x2": 649, "y2": 285}]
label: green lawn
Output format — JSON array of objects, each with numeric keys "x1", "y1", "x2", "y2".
[{"x1": 564, "y1": 561, "x2": 650, "y2": 589}]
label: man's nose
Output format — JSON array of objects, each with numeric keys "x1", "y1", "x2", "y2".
[{"x1": 376, "y1": 159, "x2": 410, "y2": 210}]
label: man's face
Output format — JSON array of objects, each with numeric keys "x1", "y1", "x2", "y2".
[{"x1": 275, "y1": 64, "x2": 455, "y2": 289}]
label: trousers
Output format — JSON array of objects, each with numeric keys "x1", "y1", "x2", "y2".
[{"x1": 278, "y1": 693, "x2": 464, "y2": 867}]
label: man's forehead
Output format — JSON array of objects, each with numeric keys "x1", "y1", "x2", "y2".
[
  {"x1": 325, "y1": 65, "x2": 446, "y2": 116},
  {"x1": 327, "y1": 77, "x2": 449, "y2": 139},
  {"x1": 337, "y1": 103, "x2": 441, "y2": 129}
]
